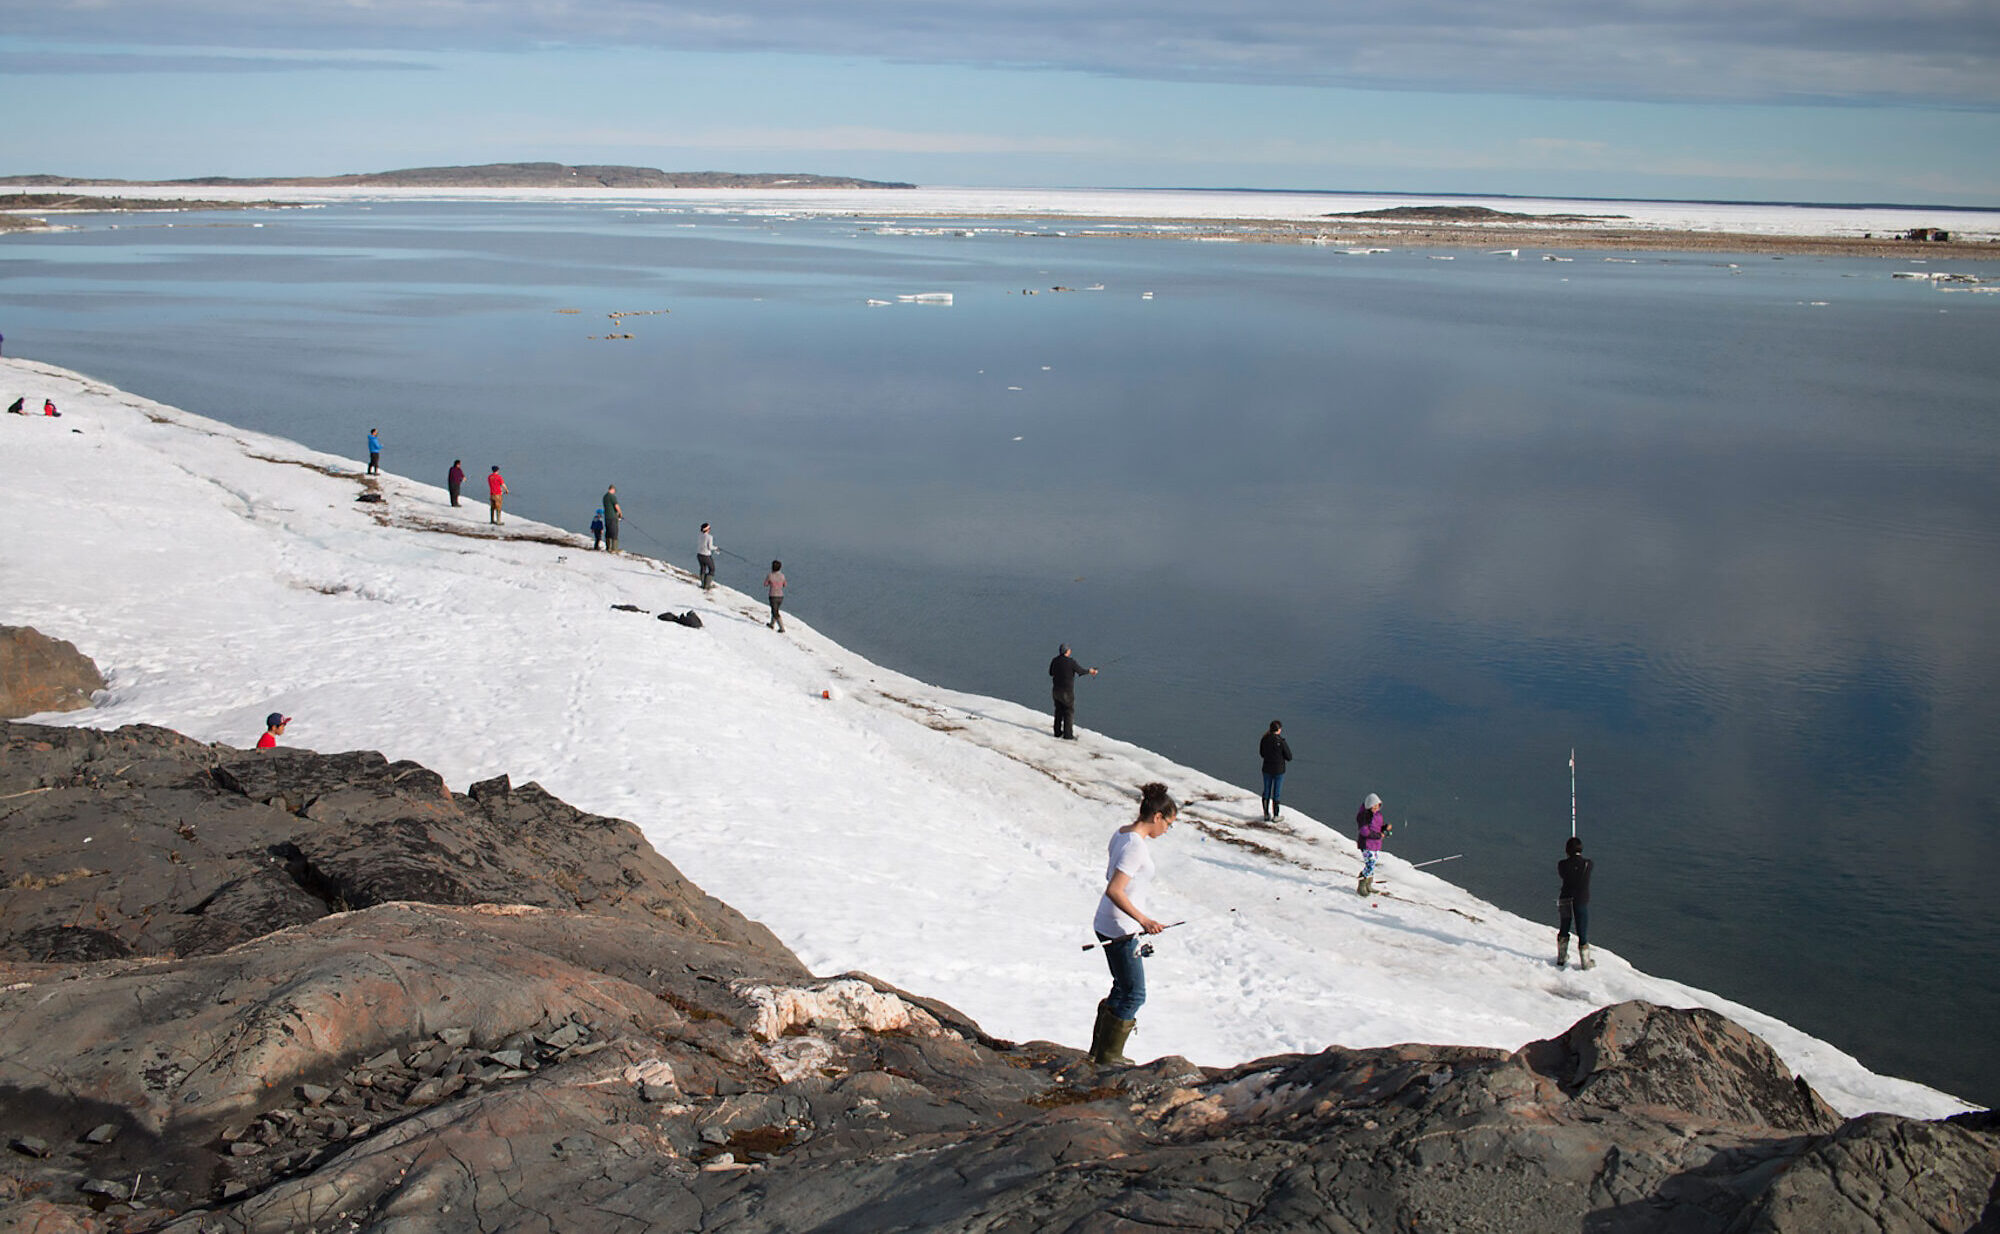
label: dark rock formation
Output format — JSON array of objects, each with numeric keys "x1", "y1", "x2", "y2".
[
  {"x1": 0, "y1": 626, "x2": 106, "y2": 718},
  {"x1": 0, "y1": 721, "x2": 1991, "y2": 1232}
]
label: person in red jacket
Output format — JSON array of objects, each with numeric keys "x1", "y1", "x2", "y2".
[
  {"x1": 487, "y1": 466, "x2": 509, "y2": 525},
  {"x1": 256, "y1": 713, "x2": 290, "y2": 749},
  {"x1": 43, "y1": 399, "x2": 60, "y2": 417}
]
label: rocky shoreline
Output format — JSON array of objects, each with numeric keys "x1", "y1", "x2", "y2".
[{"x1": 2, "y1": 710, "x2": 1993, "y2": 1233}]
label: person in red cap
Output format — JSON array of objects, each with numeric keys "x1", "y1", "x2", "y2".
[{"x1": 257, "y1": 713, "x2": 290, "y2": 749}]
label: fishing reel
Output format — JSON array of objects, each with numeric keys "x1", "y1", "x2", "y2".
[{"x1": 1138, "y1": 942, "x2": 1157, "y2": 958}]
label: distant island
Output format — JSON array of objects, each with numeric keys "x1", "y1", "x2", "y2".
[
  {"x1": 1323, "y1": 204, "x2": 1628, "y2": 223},
  {"x1": 0, "y1": 162, "x2": 917, "y2": 190}
]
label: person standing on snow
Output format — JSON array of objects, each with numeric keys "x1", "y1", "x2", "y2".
[
  {"x1": 366, "y1": 429, "x2": 381, "y2": 475},
  {"x1": 697, "y1": 523, "x2": 718, "y2": 591},
  {"x1": 764, "y1": 561, "x2": 787, "y2": 631},
  {"x1": 1259, "y1": 720, "x2": 1292, "y2": 821},
  {"x1": 447, "y1": 459, "x2": 465, "y2": 507},
  {"x1": 1557, "y1": 836, "x2": 1595, "y2": 969},
  {"x1": 487, "y1": 466, "x2": 508, "y2": 525},
  {"x1": 601, "y1": 485, "x2": 622, "y2": 553},
  {"x1": 256, "y1": 713, "x2": 290, "y2": 749},
  {"x1": 590, "y1": 509, "x2": 605, "y2": 549},
  {"x1": 1048, "y1": 644, "x2": 1098, "y2": 740},
  {"x1": 1088, "y1": 781, "x2": 1179, "y2": 1066},
  {"x1": 1356, "y1": 792, "x2": 1391, "y2": 896}
]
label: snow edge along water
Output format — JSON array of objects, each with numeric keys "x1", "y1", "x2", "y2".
[{"x1": 0, "y1": 355, "x2": 1975, "y2": 1121}]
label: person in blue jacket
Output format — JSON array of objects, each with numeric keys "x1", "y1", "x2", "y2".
[
  {"x1": 590, "y1": 509, "x2": 605, "y2": 550},
  {"x1": 366, "y1": 429, "x2": 382, "y2": 475}
]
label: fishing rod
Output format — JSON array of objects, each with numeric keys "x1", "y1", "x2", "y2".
[
  {"x1": 1080, "y1": 921, "x2": 1184, "y2": 951},
  {"x1": 1570, "y1": 748, "x2": 1577, "y2": 839},
  {"x1": 1410, "y1": 854, "x2": 1463, "y2": 869}
]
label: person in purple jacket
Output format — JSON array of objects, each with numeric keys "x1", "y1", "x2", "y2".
[{"x1": 1356, "y1": 792, "x2": 1391, "y2": 896}]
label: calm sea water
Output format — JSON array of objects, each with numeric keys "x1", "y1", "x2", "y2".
[{"x1": 5, "y1": 199, "x2": 1996, "y2": 1106}]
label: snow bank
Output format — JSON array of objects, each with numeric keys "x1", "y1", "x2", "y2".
[{"x1": 0, "y1": 356, "x2": 1973, "y2": 1120}]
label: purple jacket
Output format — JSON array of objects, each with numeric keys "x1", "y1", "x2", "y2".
[{"x1": 1356, "y1": 807, "x2": 1388, "y2": 851}]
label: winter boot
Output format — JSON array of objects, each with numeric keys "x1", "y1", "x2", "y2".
[
  {"x1": 1260, "y1": 797, "x2": 1270, "y2": 820},
  {"x1": 1556, "y1": 933, "x2": 1569, "y2": 969},
  {"x1": 1272, "y1": 804, "x2": 1281, "y2": 821},
  {"x1": 1086, "y1": 1000, "x2": 1114, "y2": 1062},
  {"x1": 1577, "y1": 944, "x2": 1595, "y2": 970},
  {"x1": 1097, "y1": 1014, "x2": 1137, "y2": 1067},
  {"x1": 1357, "y1": 875, "x2": 1373, "y2": 897}
]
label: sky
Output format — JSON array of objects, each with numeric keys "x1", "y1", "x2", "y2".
[{"x1": 3, "y1": 1, "x2": 1998, "y2": 206}]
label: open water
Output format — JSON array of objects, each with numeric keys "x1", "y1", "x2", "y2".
[{"x1": 4, "y1": 198, "x2": 1996, "y2": 1107}]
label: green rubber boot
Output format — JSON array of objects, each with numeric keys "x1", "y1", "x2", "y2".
[
  {"x1": 1578, "y1": 944, "x2": 1595, "y2": 970},
  {"x1": 1097, "y1": 1013, "x2": 1137, "y2": 1067},
  {"x1": 1086, "y1": 1000, "x2": 1114, "y2": 1062},
  {"x1": 1556, "y1": 932, "x2": 1569, "y2": 968}
]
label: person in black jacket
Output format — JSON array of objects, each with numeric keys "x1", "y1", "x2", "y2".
[
  {"x1": 1258, "y1": 721, "x2": 1292, "y2": 820},
  {"x1": 1557, "y1": 836, "x2": 1594, "y2": 969},
  {"x1": 1048, "y1": 644, "x2": 1097, "y2": 739}
]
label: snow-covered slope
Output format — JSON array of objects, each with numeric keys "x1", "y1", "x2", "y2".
[{"x1": 0, "y1": 356, "x2": 1972, "y2": 1120}]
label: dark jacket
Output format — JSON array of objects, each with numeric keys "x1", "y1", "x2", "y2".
[
  {"x1": 1259, "y1": 733, "x2": 1292, "y2": 776},
  {"x1": 1049, "y1": 654, "x2": 1089, "y2": 698},
  {"x1": 448, "y1": 463, "x2": 465, "y2": 488},
  {"x1": 1558, "y1": 854, "x2": 1593, "y2": 904}
]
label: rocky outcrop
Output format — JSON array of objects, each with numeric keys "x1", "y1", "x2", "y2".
[
  {"x1": 0, "y1": 721, "x2": 1992, "y2": 1233},
  {"x1": 0, "y1": 626, "x2": 105, "y2": 718}
]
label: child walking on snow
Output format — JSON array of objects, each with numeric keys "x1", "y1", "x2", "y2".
[{"x1": 1356, "y1": 793, "x2": 1391, "y2": 896}]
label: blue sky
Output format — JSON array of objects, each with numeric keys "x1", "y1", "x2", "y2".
[{"x1": 4, "y1": 0, "x2": 1997, "y2": 204}]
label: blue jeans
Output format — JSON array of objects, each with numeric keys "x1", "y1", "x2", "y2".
[
  {"x1": 1100, "y1": 934, "x2": 1146, "y2": 1019},
  {"x1": 1559, "y1": 900, "x2": 1590, "y2": 946},
  {"x1": 1262, "y1": 772, "x2": 1284, "y2": 805}
]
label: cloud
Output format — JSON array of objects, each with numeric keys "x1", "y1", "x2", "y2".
[
  {"x1": 0, "y1": 50, "x2": 431, "y2": 74},
  {"x1": 4, "y1": 0, "x2": 1996, "y2": 108}
]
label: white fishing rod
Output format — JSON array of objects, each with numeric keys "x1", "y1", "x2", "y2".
[
  {"x1": 1570, "y1": 748, "x2": 1577, "y2": 839},
  {"x1": 1080, "y1": 921, "x2": 1184, "y2": 951},
  {"x1": 1410, "y1": 854, "x2": 1463, "y2": 869}
]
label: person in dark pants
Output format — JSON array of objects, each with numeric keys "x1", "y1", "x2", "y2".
[
  {"x1": 1259, "y1": 720, "x2": 1292, "y2": 820},
  {"x1": 367, "y1": 429, "x2": 381, "y2": 475},
  {"x1": 448, "y1": 460, "x2": 465, "y2": 507},
  {"x1": 764, "y1": 560, "x2": 787, "y2": 631},
  {"x1": 1557, "y1": 836, "x2": 1595, "y2": 969},
  {"x1": 590, "y1": 509, "x2": 605, "y2": 549},
  {"x1": 1049, "y1": 644, "x2": 1098, "y2": 739},
  {"x1": 601, "y1": 485, "x2": 622, "y2": 552},
  {"x1": 1088, "y1": 781, "x2": 1179, "y2": 1066},
  {"x1": 698, "y1": 523, "x2": 717, "y2": 591}
]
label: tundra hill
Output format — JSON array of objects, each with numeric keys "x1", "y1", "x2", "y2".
[{"x1": 0, "y1": 163, "x2": 916, "y2": 190}]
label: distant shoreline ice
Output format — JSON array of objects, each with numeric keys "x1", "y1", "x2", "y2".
[{"x1": 5, "y1": 183, "x2": 1998, "y2": 243}]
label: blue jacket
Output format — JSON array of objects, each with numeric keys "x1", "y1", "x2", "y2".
[{"x1": 368, "y1": 434, "x2": 381, "y2": 453}]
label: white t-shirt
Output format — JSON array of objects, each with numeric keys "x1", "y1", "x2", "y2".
[{"x1": 1093, "y1": 828, "x2": 1155, "y2": 937}]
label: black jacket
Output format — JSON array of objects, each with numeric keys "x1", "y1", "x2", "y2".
[
  {"x1": 1049, "y1": 654, "x2": 1090, "y2": 697},
  {"x1": 1558, "y1": 854, "x2": 1593, "y2": 904},
  {"x1": 1259, "y1": 733, "x2": 1292, "y2": 776}
]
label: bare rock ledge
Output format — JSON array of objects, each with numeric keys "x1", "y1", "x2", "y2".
[{"x1": 0, "y1": 721, "x2": 1992, "y2": 1232}]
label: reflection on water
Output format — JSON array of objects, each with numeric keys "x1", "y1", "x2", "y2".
[{"x1": 6, "y1": 201, "x2": 1997, "y2": 1105}]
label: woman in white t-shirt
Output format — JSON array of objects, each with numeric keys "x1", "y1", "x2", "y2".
[{"x1": 1088, "y1": 781, "x2": 1178, "y2": 1066}]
